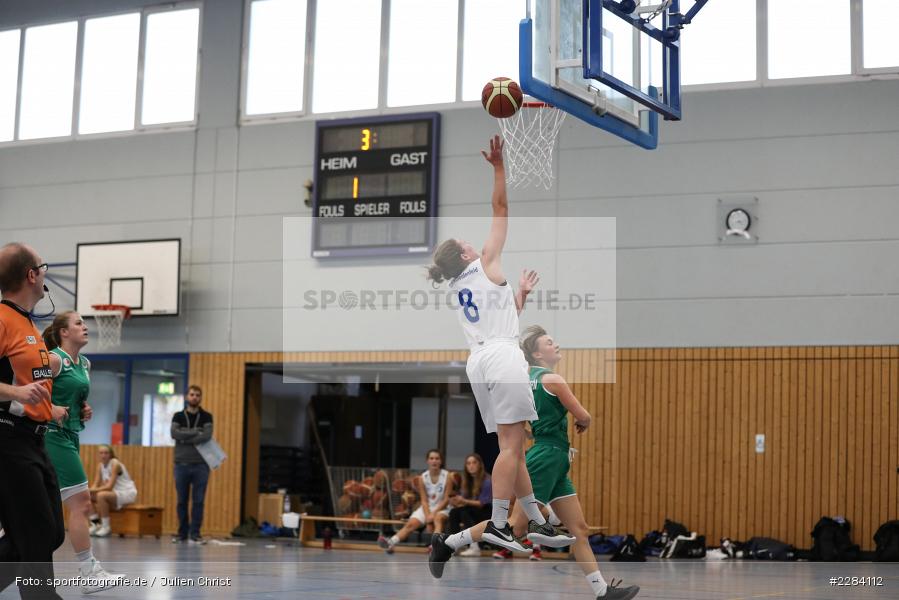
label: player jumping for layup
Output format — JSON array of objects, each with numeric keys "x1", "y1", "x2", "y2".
[{"x1": 426, "y1": 136, "x2": 574, "y2": 572}]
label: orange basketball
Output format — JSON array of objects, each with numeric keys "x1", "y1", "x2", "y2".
[{"x1": 482, "y1": 77, "x2": 523, "y2": 119}]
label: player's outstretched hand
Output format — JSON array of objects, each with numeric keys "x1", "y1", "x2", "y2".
[
  {"x1": 481, "y1": 135, "x2": 504, "y2": 168},
  {"x1": 519, "y1": 269, "x2": 540, "y2": 295}
]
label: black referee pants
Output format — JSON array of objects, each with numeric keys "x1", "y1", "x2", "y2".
[{"x1": 0, "y1": 423, "x2": 65, "y2": 599}]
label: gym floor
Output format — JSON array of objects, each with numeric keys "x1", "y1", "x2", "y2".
[{"x1": 3, "y1": 538, "x2": 893, "y2": 599}]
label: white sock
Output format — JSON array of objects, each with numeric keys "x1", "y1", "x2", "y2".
[
  {"x1": 491, "y1": 499, "x2": 510, "y2": 528},
  {"x1": 101, "y1": 517, "x2": 110, "y2": 528},
  {"x1": 518, "y1": 494, "x2": 546, "y2": 525},
  {"x1": 586, "y1": 570, "x2": 608, "y2": 596},
  {"x1": 547, "y1": 505, "x2": 562, "y2": 526},
  {"x1": 76, "y1": 550, "x2": 94, "y2": 575},
  {"x1": 444, "y1": 529, "x2": 473, "y2": 550},
  {"x1": 388, "y1": 534, "x2": 400, "y2": 546}
]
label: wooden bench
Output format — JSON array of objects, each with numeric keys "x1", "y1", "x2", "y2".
[
  {"x1": 298, "y1": 515, "x2": 410, "y2": 552},
  {"x1": 297, "y1": 514, "x2": 606, "y2": 557},
  {"x1": 109, "y1": 505, "x2": 164, "y2": 539}
]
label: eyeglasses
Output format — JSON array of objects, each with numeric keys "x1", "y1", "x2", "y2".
[{"x1": 31, "y1": 263, "x2": 49, "y2": 273}]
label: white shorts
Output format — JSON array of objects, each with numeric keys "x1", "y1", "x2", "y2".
[
  {"x1": 410, "y1": 506, "x2": 450, "y2": 524},
  {"x1": 466, "y1": 341, "x2": 537, "y2": 434},
  {"x1": 115, "y1": 489, "x2": 137, "y2": 510}
]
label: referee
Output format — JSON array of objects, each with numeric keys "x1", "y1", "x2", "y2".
[{"x1": 0, "y1": 242, "x2": 66, "y2": 600}]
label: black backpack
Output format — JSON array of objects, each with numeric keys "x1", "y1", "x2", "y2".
[
  {"x1": 639, "y1": 530, "x2": 664, "y2": 557},
  {"x1": 873, "y1": 520, "x2": 899, "y2": 562},
  {"x1": 743, "y1": 537, "x2": 796, "y2": 561},
  {"x1": 661, "y1": 519, "x2": 689, "y2": 545},
  {"x1": 811, "y1": 517, "x2": 860, "y2": 561},
  {"x1": 611, "y1": 534, "x2": 646, "y2": 562}
]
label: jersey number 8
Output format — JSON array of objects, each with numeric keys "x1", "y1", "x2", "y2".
[{"x1": 457, "y1": 288, "x2": 480, "y2": 323}]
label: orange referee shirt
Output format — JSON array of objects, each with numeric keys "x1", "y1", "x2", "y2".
[{"x1": 0, "y1": 300, "x2": 53, "y2": 422}]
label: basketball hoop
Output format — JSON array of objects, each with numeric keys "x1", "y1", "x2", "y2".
[
  {"x1": 497, "y1": 102, "x2": 566, "y2": 190},
  {"x1": 91, "y1": 304, "x2": 131, "y2": 349}
]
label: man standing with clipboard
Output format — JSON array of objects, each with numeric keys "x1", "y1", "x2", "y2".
[{"x1": 170, "y1": 385, "x2": 216, "y2": 544}]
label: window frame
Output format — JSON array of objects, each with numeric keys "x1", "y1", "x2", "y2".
[
  {"x1": 0, "y1": 1, "x2": 202, "y2": 148},
  {"x1": 88, "y1": 352, "x2": 191, "y2": 446}
]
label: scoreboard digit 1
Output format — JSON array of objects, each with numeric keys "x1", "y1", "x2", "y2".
[{"x1": 312, "y1": 112, "x2": 440, "y2": 258}]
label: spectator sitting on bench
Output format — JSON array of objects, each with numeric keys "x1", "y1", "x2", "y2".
[
  {"x1": 447, "y1": 453, "x2": 492, "y2": 557},
  {"x1": 88, "y1": 445, "x2": 138, "y2": 536},
  {"x1": 378, "y1": 449, "x2": 453, "y2": 553}
]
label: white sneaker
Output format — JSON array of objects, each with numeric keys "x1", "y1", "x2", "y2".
[
  {"x1": 80, "y1": 561, "x2": 124, "y2": 595},
  {"x1": 88, "y1": 523, "x2": 100, "y2": 536},
  {"x1": 92, "y1": 526, "x2": 111, "y2": 538},
  {"x1": 459, "y1": 543, "x2": 482, "y2": 557}
]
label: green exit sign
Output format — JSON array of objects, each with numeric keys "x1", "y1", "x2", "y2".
[{"x1": 157, "y1": 382, "x2": 175, "y2": 395}]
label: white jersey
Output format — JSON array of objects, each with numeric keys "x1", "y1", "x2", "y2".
[
  {"x1": 448, "y1": 259, "x2": 519, "y2": 350},
  {"x1": 101, "y1": 460, "x2": 138, "y2": 497},
  {"x1": 422, "y1": 469, "x2": 449, "y2": 511}
]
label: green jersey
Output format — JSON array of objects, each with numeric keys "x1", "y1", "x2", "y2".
[
  {"x1": 528, "y1": 366, "x2": 569, "y2": 449},
  {"x1": 50, "y1": 347, "x2": 90, "y2": 432}
]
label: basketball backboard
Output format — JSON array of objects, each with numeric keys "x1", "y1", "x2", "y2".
[
  {"x1": 76, "y1": 239, "x2": 181, "y2": 317},
  {"x1": 522, "y1": 0, "x2": 700, "y2": 149}
]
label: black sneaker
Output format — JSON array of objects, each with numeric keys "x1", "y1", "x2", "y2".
[
  {"x1": 526, "y1": 520, "x2": 576, "y2": 548},
  {"x1": 427, "y1": 533, "x2": 453, "y2": 579},
  {"x1": 598, "y1": 579, "x2": 640, "y2": 600},
  {"x1": 171, "y1": 536, "x2": 187, "y2": 544},
  {"x1": 188, "y1": 536, "x2": 207, "y2": 545},
  {"x1": 481, "y1": 521, "x2": 529, "y2": 553}
]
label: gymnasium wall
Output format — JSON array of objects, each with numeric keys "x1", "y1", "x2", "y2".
[
  {"x1": 81, "y1": 348, "x2": 896, "y2": 548},
  {"x1": 1, "y1": 0, "x2": 898, "y2": 351}
]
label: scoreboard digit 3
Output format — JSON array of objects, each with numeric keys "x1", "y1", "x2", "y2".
[{"x1": 312, "y1": 112, "x2": 440, "y2": 258}]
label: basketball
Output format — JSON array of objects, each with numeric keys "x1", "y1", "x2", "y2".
[{"x1": 481, "y1": 77, "x2": 523, "y2": 119}]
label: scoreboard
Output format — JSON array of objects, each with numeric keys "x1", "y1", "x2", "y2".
[{"x1": 312, "y1": 113, "x2": 440, "y2": 258}]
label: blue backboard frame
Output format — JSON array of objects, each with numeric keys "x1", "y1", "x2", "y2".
[{"x1": 519, "y1": 15, "x2": 660, "y2": 149}]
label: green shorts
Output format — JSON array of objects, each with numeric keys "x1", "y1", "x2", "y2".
[
  {"x1": 525, "y1": 443, "x2": 576, "y2": 505},
  {"x1": 44, "y1": 427, "x2": 88, "y2": 498}
]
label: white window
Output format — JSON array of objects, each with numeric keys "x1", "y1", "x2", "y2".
[
  {"x1": 245, "y1": 0, "x2": 308, "y2": 115},
  {"x1": 387, "y1": 0, "x2": 458, "y2": 106},
  {"x1": 768, "y1": 0, "x2": 850, "y2": 79},
  {"x1": 461, "y1": 0, "x2": 520, "y2": 101},
  {"x1": 18, "y1": 21, "x2": 78, "y2": 140},
  {"x1": 681, "y1": 0, "x2": 756, "y2": 85},
  {"x1": 141, "y1": 7, "x2": 200, "y2": 125},
  {"x1": 0, "y1": 30, "x2": 20, "y2": 142},
  {"x1": 312, "y1": 0, "x2": 381, "y2": 113},
  {"x1": 79, "y1": 13, "x2": 140, "y2": 134},
  {"x1": 862, "y1": 0, "x2": 899, "y2": 69}
]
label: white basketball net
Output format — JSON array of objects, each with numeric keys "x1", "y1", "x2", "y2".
[
  {"x1": 497, "y1": 103, "x2": 567, "y2": 190},
  {"x1": 92, "y1": 310, "x2": 126, "y2": 349}
]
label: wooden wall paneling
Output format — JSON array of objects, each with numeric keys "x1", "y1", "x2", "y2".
[
  {"x1": 890, "y1": 347, "x2": 898, "y2": 521},
  {"x1": 676, "y1": 347, "x2": 688, "y2": 529},
  {"x1": 862, "y1": 347, "x2": 874, "y2": 543}
]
